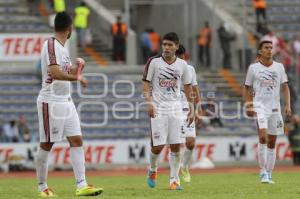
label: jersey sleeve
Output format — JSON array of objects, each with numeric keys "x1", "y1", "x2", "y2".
[
  {"x1": 45, "y1": 38, "x2": 61, "y2": 66},
  {"x1": 245, "y1": 65, "x2": 254, "y2": 86},
  {"x1": 182, "y1": 62, "x2": 191, "y2": 85},
  {"x1": 142, "y1": 57, "x2": 155, "y2": 82},
  {"x1": 280, "y1": 64, "x2": 288, "y2": 84}
]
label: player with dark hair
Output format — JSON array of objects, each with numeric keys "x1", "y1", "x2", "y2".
[
  {"x1": 36, "y1": 12, "x2": 103, "y2": 197},
  {"x1": 176, "y1": 44, "x2": 202, "y2": 183},
  {"x1": 142, "y1": 32, "x2": 194, "y2": 190},
  {"x1": 244, "y1": 40, "x2": 291, "y2": 184}
]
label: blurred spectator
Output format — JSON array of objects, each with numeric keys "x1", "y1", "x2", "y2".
[
  {"x1": 252, "y1": 0, "x2": 267, "y2": 30},
  {"x1": 53, "y1": 0, "x2": 65, "y2": 13},
  {"x1": 217, "y1": 23, "x2": 236, "y2": 69},
  {"x1": 140, "y1": 28, "x2": 151, "y2": 63},
  {"x1": 18, "y1": 115, "x2": 31, "y2": 142},
  {"x1": 291, "y1": 35, "x2": 300, "y2": 76},
  {"x1": 111, "y1": 15, "x2": 127, "y2": 62},
  {"x1": 257, "y1": 21, "x2": 269, "y2": 36},
  {"x1": 202, "y1": 98, "x2": 223, "y2": 127},
  {"x1": 287, "y1": 115, "x2": 300, "y2": 165},
  {"x1": 74, "y1": 1, "x2": 91, "y2": 48},
  {"x1": 288, "y1": 83, "x2": 297, "y2": 115},
  {"x1": 3, "y1": 120, "x2": 19, "y2": 143},
  {"x1": 148, "y1": 28, "x2": 161, "y2": 57},
  {"x1": 198, "y1": 21, "x2": 211, "y2": 67}
]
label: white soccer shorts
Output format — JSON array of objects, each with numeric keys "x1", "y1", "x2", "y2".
[
  {"x1": 256, "y1": 112, "x2": 284, "y2": 135},
  {"x1": 37, "y1": 100, "x2": 82, "y2": 142},
  {"x1": 150, "y1": 113, "x2": 185, "y2": 146}
]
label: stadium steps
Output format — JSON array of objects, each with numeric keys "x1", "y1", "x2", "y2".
[{"x1": 0, "y1": 0, "x2": 51, "y2": 33}]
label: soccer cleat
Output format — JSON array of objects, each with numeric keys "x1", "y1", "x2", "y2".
[
  {"x1": 267, "y1": 173, "x2": 275, "y2": 184},
  {"x1": 169, "y1": 181, "x2": 183, "y2": 190},
  {"x1": 75, "y1": 185, "x2": 103, "y2": 196},
  {"x1": 261, "y1": 173, "x2": 269, "y2": 184},
  {"x1": 147, "y1": 169, "x2": 157, "y2": 188},
  {"x1": 181, "y1": 167, "x2": 191, "y2": 183},
  {"x1": 38, "y1": 188, "x2": 56, "y2": 197}
]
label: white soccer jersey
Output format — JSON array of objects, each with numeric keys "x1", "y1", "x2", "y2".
[
  {"x1": 38, "y1": 37, "x2": 72, "y2": 102},
  {"x1": 181, "y1": 65, "x2": 198, "y2": 109},
  {"x1": 142, "y1": 56, "x2": 191, "y2": 113},
  {"x1": 245, "y1": 61, "x2": 288, "y2": 114}
]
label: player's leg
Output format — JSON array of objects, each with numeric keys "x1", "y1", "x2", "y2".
[
  {"x1": 169, "y1": 144, "x2": 182, "y2": 190},
  {"x1": 36, "y1": 101, "x2": 56, "y2": 197},
  {"x1": 265, "y1": 113, "x2": 284, "y2": 184},
  {"x1": 36, "y1": 142, "x2": 54, "y2": 197},
  {"x1": 181, "y1": 119, "x2": 196, "y2": 183},
  {"x1": 147, "y1": 114, "x2": 168, "y2": 188},
  {"x1": 256, "y1": 114, "x2": 268, "y2": 182},
  {"x1": 64, "y1": 102, "x2": 103, "y2": 196},
  {"x1": 168, "y1": 114, "x2": 185, "y2": 190}
]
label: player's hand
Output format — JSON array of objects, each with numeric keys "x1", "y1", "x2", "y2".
[
  {"x1": 245, "y1": 102, "x2": 255, "y2": 117},
  {"x1": 76, "y1": 57, "x2": 85, "y2": 72},
  {"x1": 284, "y1": 105, "x2": 292, "y2": 118},
  {"x1": 147, "y1": 103, "x2": 155, "y2": 118},
  {"x1": 78, "y1": 76, "x2": 88, "y2": 88}
]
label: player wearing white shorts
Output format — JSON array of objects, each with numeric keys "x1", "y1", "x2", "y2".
[
  {"x1": 244, "y1": 40, "x2": 291, "y2": 184},
  {"x1": 142, "y1": 32, "x2": 194, "y2": 190},
  {"x1": 176, "y1": 45, "x2": 202, "y2": 183},
  {"x1": 35, "y1": 12, "x2": 102, "y2": 197}
]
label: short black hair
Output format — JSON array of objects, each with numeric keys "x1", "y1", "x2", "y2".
[
  {"x1": 258, "y1": 40, "x2": 272, "y2": 50},
  {"x1": 162, "y1": 32, "x2": 179, "y2": 44},
  {"x1": 54, "y1": 12, "x2": 73, "y2": 32},
  {"x1": 176, "y1": 44, "x2": 186, "y2": 56}
]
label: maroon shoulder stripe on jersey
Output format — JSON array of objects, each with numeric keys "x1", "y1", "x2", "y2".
[
  {"x1": 48, "y1": 37, "x2": 57, "y2": 65},
  {"x1": 142, "y1": 55, "x2": 160, "y2": 81},
  {"x1": 42, "y1": 102, "x2": 50, "y2": 142}
]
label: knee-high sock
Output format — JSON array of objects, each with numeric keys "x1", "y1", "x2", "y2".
[
  {"x1": 169, "y1": 152, "x2": 180, "y2": 184},
  {"x1": 182, "y1": 148, "x2": 193, "y2": 168},
  {"x1": 70, "y1": 147, "x2": 88, "y2": 189},
  {"x1": 150, "y1": 151, "x2": 159, "y2": 172},
  {"x1": 35, "y1": 148, "x2": 50, "y2": 191},
  {"x1": 266, "y1": 148, "x2": 276, "y2": 174},
  {"x1": 258, "y1": 143, "x2": 267, "y2": 173}
]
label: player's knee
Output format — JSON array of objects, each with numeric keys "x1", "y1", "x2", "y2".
[
  {"x1": 186, "y1": 139, "x2": 195, "y2": 150},
  {"x1": 151, "y1": 146, "x2": 164, "y2": 154},
  {"x1": 170, "y1": 144, "x2": 180, "y2": 152},
  {"x1": 68, "y1": 136, "x2": 83, "y2": 147},
  {"x1": 40, "y1": 142, "x2": 54, "y2": 151}
]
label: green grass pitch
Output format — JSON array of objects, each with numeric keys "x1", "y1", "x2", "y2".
[{"x1": 0, "y1": 172, "x2": 300, "y2": 199}]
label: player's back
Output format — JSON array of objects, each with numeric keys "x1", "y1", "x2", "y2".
[{"x1": 38, "y1": 37, "x2": 72, "y2": 103}]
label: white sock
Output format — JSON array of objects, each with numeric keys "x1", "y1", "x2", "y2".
[
  {"x1": 35, "y1": 148, "x2": 50, "y2": 192},
  {"x1": 182, "y1": 148, "x2": 193, "y2": 169},
  {"x1": 266, "y1": 148, "x2": 276, "y2": 175},
  {"x1": 257, "y1": 143, "x2": 267, "y2": 174},
  {"x1": 169, "y1": 152, "x2": 180, "y2": 184},
  {"x1": 150, "y1": 151, "x2": 159, "y2": 172},
  {"x1": 70, "y1": 147, "x2": 88, "y2": 189}
]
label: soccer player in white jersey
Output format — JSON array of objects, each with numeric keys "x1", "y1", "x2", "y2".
[
  {"x1": 176, "y1": 45, "x2": 202, "y2": 183},
  {"x1": 35, "y1": 12, "x2": 102, "y2": 197},
  {"x1": 244, "y1": 40, "x2": 291, "y2": 184},
  {"x1": 142, "y1": 32, "x2": 194, "y2": 190}
]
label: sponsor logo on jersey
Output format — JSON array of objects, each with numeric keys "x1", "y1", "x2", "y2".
[{"x1": 159, "y1": 78, "x2": 176, "y2": 87}]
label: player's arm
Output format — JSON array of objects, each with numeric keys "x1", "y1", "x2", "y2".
[
  {"x1": 142, "y1": 58, "x2": 155, "y2": 118},
  {"x1": 142, "y1": 81, "x2": 155, "y2": 118},
  {"x1": 282, "y1": 83, "x2": 291, "y2": 117},
  {"x1": 184, "y1": 84, "x2": 194, "y2": 126},
  {"x1": 243, "y1": 85, "x2": 254, "y2": 117},
  {"x1": 193, "y1": 85, "x2": 203, "y2": 125},
  {"x1": 48, "y1": 65, "x2": 87, "y2": 87}
]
